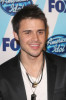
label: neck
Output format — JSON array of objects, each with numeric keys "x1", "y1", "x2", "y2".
[{"x1": 20, "y1": 51, "x2": 44, "y2": 78}]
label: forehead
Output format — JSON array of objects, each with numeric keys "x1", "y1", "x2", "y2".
[{"x1": 19, "y1": 18, "x2": 45, "y2": 29}]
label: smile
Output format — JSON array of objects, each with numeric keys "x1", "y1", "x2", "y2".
[{"x1": 30, "y1": 44, "x2": 40, "y2": 49}]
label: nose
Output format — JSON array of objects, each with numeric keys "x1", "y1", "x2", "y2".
[{"x1": 32, "y1": 33, "x2": 39, "y2": 41}]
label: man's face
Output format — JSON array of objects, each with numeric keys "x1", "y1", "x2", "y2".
[{"x1": 14, "y1": 18, "x2": 46, "y2": 57}]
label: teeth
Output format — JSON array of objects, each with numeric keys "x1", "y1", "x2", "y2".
[{"x1": 31, "y1": 45, "x2": 39, "y2": 46}]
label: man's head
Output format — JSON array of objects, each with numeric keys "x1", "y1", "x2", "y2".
[
  {"x1": 12, "y1": 4, "x2": 47, "y2": 34},
  {"x1": 12, "y1": 4, "x2": 47, "y2": 57}
]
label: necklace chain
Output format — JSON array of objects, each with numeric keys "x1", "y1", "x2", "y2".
[
  {"x1": 26, "y1": 67, "x2": 43, "y2": 88},
  {"x1": 26, "y1": 60, "x2": 44, "y2": 100},
  {"x1": 21, "y1": 55, "x2": 44, "y2": 100},
  {"x1": 26, "y1": 56, "x2": 44, "y2": 88}
]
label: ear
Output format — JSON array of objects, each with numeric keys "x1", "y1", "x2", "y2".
[{"x1": 13, "y1": 31, "x2": 19, "y2": 41}]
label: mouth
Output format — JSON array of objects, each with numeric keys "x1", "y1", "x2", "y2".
[{"x1": 29, "y1": 44, "x2": 40, "y2": 50}]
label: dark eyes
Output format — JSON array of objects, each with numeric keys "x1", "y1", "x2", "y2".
[
  {"x1": 25, "y1": 31, "x2": 44, "y2": 35},
  {"x1": 25, "y1": 31, "x2": 31, "y2": 34},
  {"x1": 23, "y1": 30, "x2": 45, "y2": 35},
  {"x1": 38, "y1": 31, "x2": 44, "y2": 34}
]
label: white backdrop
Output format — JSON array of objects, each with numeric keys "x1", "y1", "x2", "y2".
[{"x1": 0, "y1": 0, "x2": 66, "y2": 65}]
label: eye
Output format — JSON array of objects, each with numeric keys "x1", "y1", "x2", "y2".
[
  {"x1": 24, "y1": 30, "x2": 32, "y2": 34},
  {"x1": 38, "y1": 31, "x2": 44, "y2": 34},
  {"x1": 25, "y1": 31, "x2": 30, "y2": 34}
]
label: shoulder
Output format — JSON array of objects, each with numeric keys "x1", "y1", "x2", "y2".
[
  {"x1": 44, "y1": 51, "x2": 66, "y2": 65},
  {"x1": 44, "y1": 51, "x2": 66, "y2": 60},
  {"x1": 0, "y1": 54, "x2": 19, "y2": 76},
  {"x1": 44, "y1": 51, "x2": 66, "y2": 79},
  {"x1": 0, "y1": 54, "x2": 18, "y2": 67},
  {"x1": 0, "y1": 53, "x2": 21, "y2": 88}
]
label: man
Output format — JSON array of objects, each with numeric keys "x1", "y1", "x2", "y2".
[{"x1": 0, "y1": 4, "x2": 66, "y2": 100}]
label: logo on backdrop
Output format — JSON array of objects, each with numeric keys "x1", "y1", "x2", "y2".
[
  {"x1": 0, "y1": 0, "x2": 33, "y2": 16},
  {"x1": 2, "y1": 38, "x2": 20, "y2": 51},
  {"x1": 49, "y1": 0, "x2": 66, "y2": 13},
  {"x1": 46, "y1": 35, "x2": 66, "y2": 56}
]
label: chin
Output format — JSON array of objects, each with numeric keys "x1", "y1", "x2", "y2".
[{"x1": 29, "y1": 51, "x2": 42, "y2": 57}]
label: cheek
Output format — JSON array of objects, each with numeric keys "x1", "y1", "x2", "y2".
[
  {"x1": 19, "y1": 36, "x2": 30, "y2": 45},
  {"x1": 40, "y1": 35, "x2": 46, "y2": 42},
  {"x1": 43, "y1": 36, "x2": 46, "y2": 42}
]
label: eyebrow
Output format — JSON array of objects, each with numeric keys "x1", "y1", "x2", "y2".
[
  {"x1": 37, "y1": 29, "x2": 45, "y2": 31},
  {"x1": 22, "y1": 29, "x2": 45, "y2": 33},
  {"x1": 22, "y1": 30, "x2": 31, "y2": 33}
]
